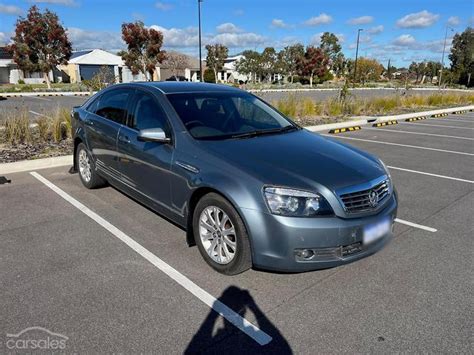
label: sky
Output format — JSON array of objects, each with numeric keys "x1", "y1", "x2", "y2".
[{"x1": 0, "y1": 0, "x2": 473, "y2": 67}]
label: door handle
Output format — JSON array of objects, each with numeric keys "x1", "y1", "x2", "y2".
[
  {"x1": 118, "y1": 135, "x2": 130, "y2": 144},
  {"x1": 84, "y1": 119, "x2": 94, "y2": 126}
]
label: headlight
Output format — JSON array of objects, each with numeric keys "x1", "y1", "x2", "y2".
[
  {"x1": 378, "y1": 158, "x2": 391, "y2": 179},
  {"x1": 264, "y1": 187, "x2": 333, "y2": 217}
]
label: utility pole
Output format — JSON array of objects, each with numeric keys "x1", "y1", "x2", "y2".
[
  {"x1": 354, "y1": 28, "x2": 363, "y2": 85},
  {"x1": 387, "y1": 58, "x2": 391, "y2": 81},
  {"x1": 439, "y1": 26, "x2": 453, "y2": 88},
  {"x1": 198, "y1": 0, "x2": 203, "y2": 82}
]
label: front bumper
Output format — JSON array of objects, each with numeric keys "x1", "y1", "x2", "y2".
[{"x1": 240, "y1": 193, "x2": 398, "y2": 272}]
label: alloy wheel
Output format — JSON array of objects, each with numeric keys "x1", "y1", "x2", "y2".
[{"x1": 199, "y1": 206, "x2": 237, "y2": 264}]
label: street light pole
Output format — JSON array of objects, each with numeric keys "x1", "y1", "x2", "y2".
[
  {"x1": 198, "y1": 0, "x2": 203, "y2": 82},
  {"x1": 439, "y1": 25, "x2": 452, "y2": 88},
  {"x1": 354, "y1": 28, "x2": 363, "y2": 84}
]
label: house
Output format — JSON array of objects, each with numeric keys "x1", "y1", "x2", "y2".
[
  {"x1": 158, "y1": 51, "x2": 202, "y2": 82},
  {"x1": 1, "y1": 46, "x2": 203, "y2": 85},
  {"x1": 0, "y1": 47, "x2": 54, "y2": 84},
  {"x1": 59, "y1": 49, "x2": 128, "y2": 84},
  {"x1": 215, "y1": 54, "x2": 248, "y2": 83}
]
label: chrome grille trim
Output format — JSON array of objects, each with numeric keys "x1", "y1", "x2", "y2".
[{"x1": 339, "y1": 180, "x2": 390, "y2": 213}]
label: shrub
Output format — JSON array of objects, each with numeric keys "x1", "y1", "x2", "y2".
[
  {"x1": 4, "y1": 110, "x2": 32, "y2": 145},
  {"x1": 18, "y1": 79, "x2": 25, "y2": 85},
  {"x1": 36, "y1": 116, "x2": 50, "y2": 141},
  {"x1": 203, "y1": 69, "x2": 216, "y2": 83}
]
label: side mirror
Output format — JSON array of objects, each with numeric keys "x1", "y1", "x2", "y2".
[{"x1": 137, "y1": 128, "x2": 171, "y2": 143}]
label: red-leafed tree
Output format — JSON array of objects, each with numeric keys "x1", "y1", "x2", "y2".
[
  {"x1": 8, "y1": 5, "x2": 72, "y2": 89},
  {"x1": 119, "y1": 21, "x2": 166, "y2": 81},
  {"x1": 298, "y1": 46, "x2": 329, "y2": 87}
]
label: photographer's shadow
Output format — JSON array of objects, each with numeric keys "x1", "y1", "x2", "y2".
[{"x1": 185, "y1": 285, "x2": 292, "y2": 354}]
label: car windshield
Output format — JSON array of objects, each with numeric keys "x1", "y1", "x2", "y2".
[{"x1": 166, "y1": 92, "x2": 297, "y2": 140}]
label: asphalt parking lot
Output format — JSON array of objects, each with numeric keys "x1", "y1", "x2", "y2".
[{"x1": 0, "y1": 112, "x2": 472, "y2": 353}]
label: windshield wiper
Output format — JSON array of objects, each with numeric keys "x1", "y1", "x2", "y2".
[{"x1": 231, "y1": 125, "x2": 298, "y2": 139}]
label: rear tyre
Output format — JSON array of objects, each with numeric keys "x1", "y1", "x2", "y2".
[
  {"x1": 76, "y1": 143, "x2": 106, "y2": 189},
  {"x1": 193, "y1": 193, "x2": 252, "y2": 275}
]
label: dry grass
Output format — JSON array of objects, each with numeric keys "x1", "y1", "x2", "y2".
[
  {"x1": 273, "y1": 92, "x2": 474, "y2": 120},
  {"x1": 3, "y1": 110, "x2": 32, "y2": 145},
  {"x1": 1, "y1": 107, "x2": 72, "y2": 146}
]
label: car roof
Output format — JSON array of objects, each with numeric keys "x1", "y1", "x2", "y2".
[{"x1": 117, "y1": 81, "x2": 242, "y2": 94}]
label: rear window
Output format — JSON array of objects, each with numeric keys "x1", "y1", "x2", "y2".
[{"x1": 90, "y1": 89, "x2": 131, "y2": 124}]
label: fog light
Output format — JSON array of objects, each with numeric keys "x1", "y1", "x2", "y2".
[{"x1": 296, "y1": 249, "x2": 314, "y2": 259}]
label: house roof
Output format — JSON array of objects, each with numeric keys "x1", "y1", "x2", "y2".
[
  {"x1": 69, "y1": 49, "x2": 122, "y2": 66},
  {"x1": 70, "y1": 50, "x2": 93, "y2": 60},
  {"x1": 0, "y1": 47, "x2": 12, "y2": 60}
]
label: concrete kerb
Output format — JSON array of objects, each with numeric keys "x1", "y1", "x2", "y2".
[
  {"x1": 0, "y1": 155, "x2": 73, "y2": 175},
  {"x1": 306, "y1": 105, "x2": 474, "y2": 133}
]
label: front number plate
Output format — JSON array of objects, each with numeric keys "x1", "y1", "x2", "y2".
[{"x1": 363, "y1": 217, "x2": 391, "y2": 245}]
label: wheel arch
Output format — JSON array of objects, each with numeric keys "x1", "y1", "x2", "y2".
[{"x1": 185, "y1": 186, "x2": 253, "y2": 258}]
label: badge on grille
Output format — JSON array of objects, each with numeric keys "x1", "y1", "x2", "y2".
[{"x1": 368, "y1": 190, "x2": 379, "y2": 207}]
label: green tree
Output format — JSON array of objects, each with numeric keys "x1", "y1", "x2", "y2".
[
  {"x1": 260, "y1": 47, "x2": 277, "y2": 82},
  {"x1": 205, "y1": 44, "x2": 228, "y2": 82},
  {"x1": 449, "y1": 27, "x2": 474, "y2": 86},
  {"x1": 8, "y1": 6, "x2": 72, "y2": 89},
  {"x1": 203, "y1": 68, "x2": 216, "y2": 83},
  {"x1": 235, "y1": 50, "x2": 261, "y2": 83},
  {"x1": 278, "y1": 44, "x2": 304, "y2": 83},
  {"x1": 425, "y1": 61, "x2": 442, "y2": 83},
  {"x1": 298, "y1": 46, "x2": 330, "y2": 87},
  {"x1": 319, "y1": 32, "x2": 342, "y2": 66},
  {"x1": 119, "y1": 21, "x2": 166, "y2": 81},
  {"x1": 409, "y1": 61, "x2": 425, "y2": 83}
]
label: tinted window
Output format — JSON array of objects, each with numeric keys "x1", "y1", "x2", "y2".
[
  {"x1": 167, "y1": 92, "x2": 293, "y2": 139},
  {"x1": 130, "y1": 93, "x2": 169, "y2": 131},
  {"x1": 94, "y1": 89, "x2": 131, "y2": 124}
]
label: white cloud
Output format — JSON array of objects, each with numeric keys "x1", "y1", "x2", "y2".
[
  {"x1": 396, "y1": 10, "x2": 439, "y2": 28},
  {"x1": 347, "y1": 16, "x2": 373, "y2": 25},
  {"x1": 216, "y1": 23, "x2": 242, "y2": 34},
  {"x1": 367, "y1": 25, "x2": 384, "y2": 35},
  {"x1": 150, "y1": 24, "x2": 265, "y2": 49},
  {"x1": 447, "y1": 16, "x2": 460, "y2": 26},
  {"x1": 234, "y1": 9, "x2": 244, "y2": 16},
  {"x1": 0, "y1": 32, "x2": 6, "y2": 44},
  {"x1": 150, "y1": 25, "x2": 199, "y2": 47},
  {"x1": 155, "y1": 1, "x2": 173, "y2": 11},
  {"x1": 271, "y1": 19, "x2": 290, "y2": 29},
  {"x1": 0, "y1": 3, "x2": 23, "y2": 15},
  {"x1": 304, "y1": 13, "x2": 332, "y2": 26},
  {"x1": 211, "y1": 32, "x2": 266, "y2": 47},
  {"x1": 67, "y1": 27, "x2": 124, "y2": 51},
  {"x1": 393, "y1": 34, "x2": 417, "y2": 46},
  {"x1": 29, "y1": 0, "x2": 78, "y2": 6},
  {"x1": 469, "y1": 16, "x2": 474, "y2": 26}
]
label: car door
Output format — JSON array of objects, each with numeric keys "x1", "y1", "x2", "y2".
[
  {"x1": 117, "y1": 89, "x2": 174, "y2": 211},
  {"x1": 84, "y1": 88, "x2": 132, "y2": 179}
]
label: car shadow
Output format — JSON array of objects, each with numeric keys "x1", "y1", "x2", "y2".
[{"x1": 184, "y1": 285, "x2": 292, "y2": 354}]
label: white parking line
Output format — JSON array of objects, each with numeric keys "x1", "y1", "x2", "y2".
[
  {"x1": 365, "y1": 127, "x2": 474, "y2": 141},
  {"x1": 323, "y1": 135, "x2": 474, "y2": 156},
  {"x1": 29, "y1": 171, "x2": 272, "y2": 346},
  {"x1": 395, "y1": 218, "x2": 437, "y2": 232},
  {"x1": 399, "y1": 122, "x2": 474, "y2": 130},
  {"x1": 387, "y1": 165, "x2": 474, "y2": 184}
]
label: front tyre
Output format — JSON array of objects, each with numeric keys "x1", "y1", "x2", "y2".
[
  {"x1": 193, "y1": 193, "x2": 252, "y2": 275},
  {"x1": 76, "y1": 143, "x2": 106, "y2": 189}
]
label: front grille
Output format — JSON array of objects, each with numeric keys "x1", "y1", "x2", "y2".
[{"x1": 340, "y1": 180, "x2": 390, "y2": 213}]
